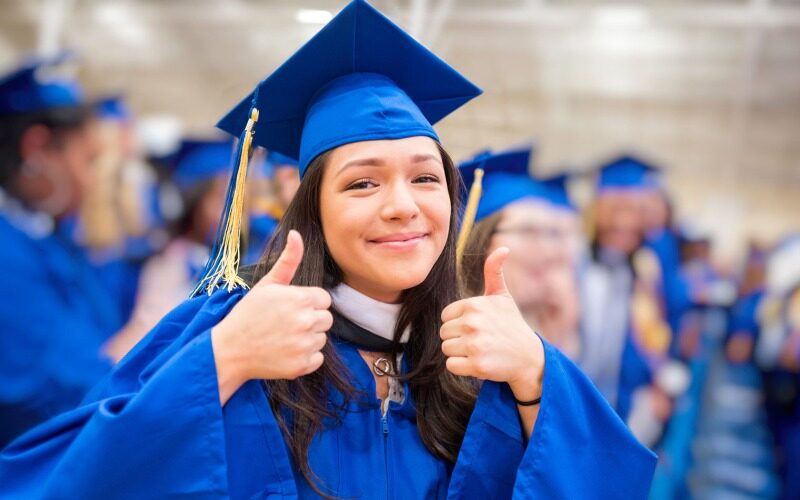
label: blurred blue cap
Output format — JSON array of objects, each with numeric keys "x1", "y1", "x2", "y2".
[
  {"x1": 168, "y1": 138, "x2": 235, "y2": 190},
  {"x1": 459, "y1": 146, "x2": 552, "y2": 221},
  {"x1": 216, "y1": 0, "x2": 481, "y2": 177},
  {"x1": 266, "y1": 150, "x2": 298, "y2": 169},
  {"x1": 540, "y1": 172, "x2": 576, "y2": 212},
  {"x1": 0, "y1": 51, "x2": 84, "y2": 115},
  {"x1": 94, "y1": 95, "x2": 132, "y2": 122},
  {"x1": 597, "y1": 154, "x2": 662, "y2": 192}
]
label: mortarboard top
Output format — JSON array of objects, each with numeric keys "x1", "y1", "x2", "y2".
[
  {"x1": 540, "y1": 172, "x2": 576, "y2": 212},
  {"x1": 266, "y1": 151, "x2": 298, "y2": 169},
  {"x1": 0, "y1": 51, "x2": 84, "y2": 115},
  {"x1": 596, "y1": 154, "x2": 662, "y2": 193},
  {"x1": 458, "y1": 146, "x2": 550, "y2": 222},
  {"x1": 216, "y1": 0, "x2": 481, "y2": 177}
]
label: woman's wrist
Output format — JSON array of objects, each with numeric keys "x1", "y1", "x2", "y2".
[
  {"x1": 211, "y1": 325, "x2": 249, "y2": 405},
  {"x1": 508, "y1": 335, "x2": 544, "y2": 404}
]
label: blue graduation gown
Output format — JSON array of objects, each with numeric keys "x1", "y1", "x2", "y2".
[
  {"x1": 0, "y1": 213, "x2": 120, "y2": 446},
  {"x1": 645, "y1": 229, "x2": 690, "y2": 337},
  {"x1": 0, "y1": 288, "x2": 656, "y2": 499}
]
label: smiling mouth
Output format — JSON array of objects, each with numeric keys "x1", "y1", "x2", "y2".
[{"x1": 368, "y1": 233, "x2": 429, "y2": 249}]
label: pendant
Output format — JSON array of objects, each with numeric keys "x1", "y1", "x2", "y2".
[{"x1": 372, "y1": 357, "x2": 392, "y2": 377}]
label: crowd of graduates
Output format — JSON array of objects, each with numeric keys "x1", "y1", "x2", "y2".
[{"x1": 0, "y1": 19, "x2": 798, "y2": 499}]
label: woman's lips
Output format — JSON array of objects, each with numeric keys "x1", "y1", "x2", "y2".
[{"x1": 368, "y1": 232, "x2": 428, "y2": 250}]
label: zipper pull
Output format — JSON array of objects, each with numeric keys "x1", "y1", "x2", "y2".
[{"x1": 381, "y1": 415, "x2": 389, "y2": 435}]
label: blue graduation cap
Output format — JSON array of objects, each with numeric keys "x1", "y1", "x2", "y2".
[
  {"x1": 199, "y1": 0, "x2": 481, "y2": 295},
  {"x1": 217, "y1": 0, "x2": 481, "y2": 176},
  {"x1": 266, "y1": 151, "x2": 298, "y2": 169},
  {"x1": 596, "y1": 154, "x2": 662, "y2": 192},
  {"x1": 540, "y1": 173, "x2": 576, "y2": 212},
  {"x1": 0, "y1": 52, "x2": 84, "y2": 115},
  {"x1": 168, "y1": 138, "x2": 235, "y2": 191},
  {"x1": 94, "y1": 95, "x2": 132, "y2": 122},
  {"x1": 458, "y1": 146, "x2": 548, "y2": 222}
]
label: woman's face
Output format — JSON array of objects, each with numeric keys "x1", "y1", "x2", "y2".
[
  {"x1": 488, "y1": 199, "x2": 568, "y2": 308},
  {"x1": 595, "y1": 190, "x2": 645, "y2": 257},
  {"x1": 193, "y1": 176, "x2": 229, "y2": 244},
  {"x1": 319, "y1": 136, "x2": 451, "y2": 303}
]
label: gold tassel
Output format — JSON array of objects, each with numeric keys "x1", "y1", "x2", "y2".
[
  {"x1": 455, "y1": 167, "x2": 484, "y2": 264},
  {"x1": 202, "y1": 107, "x2": 260, "y2": 294}
]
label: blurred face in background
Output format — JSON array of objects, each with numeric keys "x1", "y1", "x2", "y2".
[
  {"x1": 17, "y1": 118, "x2": 101, "y2": 217},
  {"x1": 190, "y1": 176, "x2": 229, "y2": 245},
  {"x1": 594, "y1": 190, "x2": 646, "y2": 257},
  {"x1": 488, "y1": 199, "x2": 570, "y2": 308}
]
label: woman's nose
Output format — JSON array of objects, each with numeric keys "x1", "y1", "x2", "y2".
[{"x1": 380, "y1": 182, "x2": 419, "y2": 221}]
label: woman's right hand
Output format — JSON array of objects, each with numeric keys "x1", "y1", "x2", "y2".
[{"x1": 211, "y1": 230, "x2": 332, "y2": 404}]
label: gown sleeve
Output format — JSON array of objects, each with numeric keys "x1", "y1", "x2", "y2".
[
  {"x1": 449, "y1": 339, "x2": 657, "y2": 499},
  {"x1": 0, "y1": 288, "x2": 247, "y2": 499},
  {"x1": 0, "y1": 227, "x2": 116, "y2": 444}
]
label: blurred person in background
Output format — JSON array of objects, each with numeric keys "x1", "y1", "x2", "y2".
[
  {"x1": 756, "y1": 235, "x2": 800, "y2": 500},
  {"x1": 726, "y1": 242, "x2": 767, "y2": 364},
  {"x1": 458, "y1": 147, "x2": 582, "y2": 356},
  {"x1": 74, "y1": 95, "x2": 151, "y2": 322},
  {"x1": 0, "y1": 53, "x2": 131, "y2": 445},
  {"x1": 243, "y1": 150, "x2": 298, "y2": 265},
  {"x1": 578, "y1": 155, "x2": 686, "y2": 449},
  {"x1": 108, "y1": 137, "x2": 234, "y2": 359}
]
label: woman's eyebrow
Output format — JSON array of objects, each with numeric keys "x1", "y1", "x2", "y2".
[
  {"x1": 411, "y1": 153, "x2": 442, "y2": 164},
  {"x1": 335, "y1": 157, "x2": 386, "y2": 177}
]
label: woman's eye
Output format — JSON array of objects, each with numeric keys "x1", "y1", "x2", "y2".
[
  {"x1": 413, "y1": 175, "x2": 440, "y2": 184},
  {"x1": 346, "y1": 179, "x2": 377, "y2": 190}
]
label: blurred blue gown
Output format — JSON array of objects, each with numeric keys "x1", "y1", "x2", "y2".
[
  {"x1": 0, "y1": 204, "x2": 121, "y2": 446},
  {"x1": 0, "y1": 288, "x2": 656, "y2": 499}
]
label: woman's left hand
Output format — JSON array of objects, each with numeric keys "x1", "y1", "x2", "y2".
[{"x1": 441, "y1": 247, "x2": 545, "y2": 403}]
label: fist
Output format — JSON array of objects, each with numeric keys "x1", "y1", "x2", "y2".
[{"x1": 212, "y1": 230, "x2": 332, "y2": 384}]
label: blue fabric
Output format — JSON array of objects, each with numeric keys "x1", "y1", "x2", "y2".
[
  {"x1": 267, "y1": 151, "x2": 299, "y2": 169},
  {"x1": 216, "y1": 0, "x2": 481, "y2": 176},
  {"x1": 616, "y1": 333, "x2": 655, "y2": 422},
  {"x1": 729, "y1": 289, "x2": 764, "y2": 341},
  {"x1": 94, "y1": 95, "x2": 131, "y2": 122},
  {"x1": 0, "y1": 287, "x2": 656, "y2": 499},
  {"x1": 597, "y1": 155, "x2": 661, "y2": 192},
  {"x1": 0, "y1": 215, "x2": 120, "y2": 446},
  {"x1": 458, "y1": 147, "x2": 552, "y2": 221},
  {"x1": 168, "y1": 139, "x2": 235, "y2": 191},
  {"x1": 540, "y1": 173, "x2": 576, "y2": 212},
  {"x1": 646, "y1": 228, "x2": 691, "y2": 338},
  {"x1": 0, "y1": 52, "x2": 84, "y2": 115},
  {"x1": 244, "y1": 214, "x2": 278, "y2": 266}
]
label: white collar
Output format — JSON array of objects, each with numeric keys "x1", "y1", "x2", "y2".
[{"x1": 330, "y1": 283, "x2": 410, "y2": 344}]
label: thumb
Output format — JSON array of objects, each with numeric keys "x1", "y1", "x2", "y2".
[
  {"x1": 483, "y1": 246, "x2": 511, "y2": 297},
  {"x1": 258, "y1": 230, "x2": 304, "y2": 286}
]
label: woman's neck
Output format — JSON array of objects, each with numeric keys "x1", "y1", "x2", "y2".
[{"x1": 341, "y1": 277, "x2": 402, "y2": 304}]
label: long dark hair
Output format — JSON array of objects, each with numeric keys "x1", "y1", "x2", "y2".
[
  {"x1": 248, "y1": 143, "x2": 478, "y2": 496},
  {"x1": 459, "y1": 212, "x2": 504, "y2": 297}
]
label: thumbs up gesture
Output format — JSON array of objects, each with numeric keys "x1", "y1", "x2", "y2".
[
  {"x1": 441, "y1": 247, "x2": 544, "y2": 401},
  {"x1": 212, "y1": 230, "x2": 333, "y2": 402}
]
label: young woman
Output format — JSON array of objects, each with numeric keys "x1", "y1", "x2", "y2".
[{"x1": 0, "y1": 2, "x2": 655, "y2": 498}]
